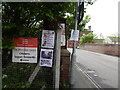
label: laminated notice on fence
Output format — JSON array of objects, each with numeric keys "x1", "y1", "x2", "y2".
[
  {"x1": 70, "y1": 30, "x2": 79, "y2": 41},
  {"x1": 39, "y1": 49, "x2": 53, "y2": 67},
  {"x1": 12, "y1": 37, "x2": 38, "y2": 63},
  {"x1": 41, "y1": 30, "x2": 55, "y2": 48}
]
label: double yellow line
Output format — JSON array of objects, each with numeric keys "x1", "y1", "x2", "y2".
[{"x1": 75, "y1": 64, "x2": 103, "y2": 90}]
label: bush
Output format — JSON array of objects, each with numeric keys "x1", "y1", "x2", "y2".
[
  {"x1": 80, "y1": 32, "x2": 95, "y2": 45},
  {"x1": 2, "y1": 63, "x2": 36, "y2": 88}
]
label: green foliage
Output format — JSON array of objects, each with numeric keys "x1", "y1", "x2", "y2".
[
  {"x1": 2, "y1": 62, "x2": 54, "y2": 88},
  {"x1": 2, "y1": 2, "x2": 75, "y2": 49},
  {"x1": 85, "y1": 0, "x2": 97, "y2": 6},
  {"x1": 2, "y1": 2, "x2": 96, "y2": 88},
  {"x1": 2, "y1": 3, "x2": 76, "y2": 88},
  {"x1": 66, "y1": 0, "x2": 96, "y2": 39},
  {"x1": 2, "y1": 63, "x2": 36, "y2": 88},
  {"x1": 2, "y1": 2, "x2": 95, "y2": 48},
  {"x1": 66, "y1": 14, "x2": 91, "y2": 39},
  {"x1": 80, "y1": 32, "x2": 95, "y2": 45},
  {"x1": 78, "y1": 15, "x2": 91, "y2": 31},
  {"x1": 63, "y1": 82, "x2": 70, "y2": 89},
  {"x1": 66, "y1": 16, "x2": 75, "y2": 39},
  {"x1": 2, "y1": 38, "x2": 16, "y2": 49},
  {"x1": 60, "y1": 82, "x2": 70, "y2": 90}
]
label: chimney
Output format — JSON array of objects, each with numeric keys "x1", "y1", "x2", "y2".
[{"x1": 88, "y1": 26, "x2": 91, "y2": 31}]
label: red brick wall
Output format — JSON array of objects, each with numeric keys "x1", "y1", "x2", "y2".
[
  {"x1": 80, "y1": 44, "x2": 120, "y2": 56},
  {"x1": 60, "y1": 49, "x2": 71, "y2": 85}
]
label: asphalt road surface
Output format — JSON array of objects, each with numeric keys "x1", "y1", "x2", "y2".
[{"x1": 68, "y1": 48, "x2": 118, "y2": 88}]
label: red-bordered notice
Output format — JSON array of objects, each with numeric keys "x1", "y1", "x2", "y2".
[
  {"x1": 13, "y1": 37, "x2": 38, "y2": 48},
  {"x1": 12, "y1": 37, "x2": 38, "y2": 63}
]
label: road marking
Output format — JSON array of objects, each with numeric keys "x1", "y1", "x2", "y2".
[{"x1": 75, "y1": 64, "x2": 103, "y2": 90}]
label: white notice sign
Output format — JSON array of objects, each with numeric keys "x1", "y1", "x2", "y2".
[
  {"x1": 60, "y1": 23, "x2": 66, "y2": 46},
  {"x1": 41, "y1": 30, "x2": 55, "y2": 48},
  {"x1": 70, "y1": 30, "x2": 79, "y2": 41},
  {"x1": 12, "y1": 47, "x2": 37, "y2": 63},
  {"x1": 12, "y1": 37, "x2": 38, "y2": 63},
  {"x1": 39, "y1": 49, "x2": 53, "y2": 67}
]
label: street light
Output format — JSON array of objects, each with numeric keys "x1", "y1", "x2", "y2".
[{"x1": 70, "y1": 0, "x2": 84, "y2": 88}]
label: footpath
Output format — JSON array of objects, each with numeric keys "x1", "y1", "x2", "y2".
[
  {"x1": 68, "y1": 48, "x2": 101, "y2": 89},
  {"x1": 72, "y1": 63, "x2": 101, "y2": 89}
]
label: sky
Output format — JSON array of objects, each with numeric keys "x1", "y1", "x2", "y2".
[{"x1": 85, "y1": 0, "x2": 119, "y2": 38}]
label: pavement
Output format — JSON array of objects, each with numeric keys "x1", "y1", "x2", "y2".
[
  {"x1": 71, "y1": 64, "x2": 100, "y2": 88},
  {"x1": 68, "y1": 48, "x2": 101, "y2": 89}
]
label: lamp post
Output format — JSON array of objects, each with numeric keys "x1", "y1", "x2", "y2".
[
  {"x1": 70, "y1": 0, "x2": 84, "y2": 88},
  {"x1": 70, "y1": 1, "x2": 79, "y2": 88}
]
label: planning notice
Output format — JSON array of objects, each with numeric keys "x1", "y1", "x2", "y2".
[
  {"x1": 41, "y1": 30, "x2": 55, "y2": 48},
  {"x1": 39, "y1": 49, "x2": 53, "y2": 67},
  {"x1": 12, "y1": 37, "x2": 38, "y2": 63}
]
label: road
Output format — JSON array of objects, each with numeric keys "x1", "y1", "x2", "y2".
[{"x1": 68, "y1": 48, "x2": 118, "y2": 88}]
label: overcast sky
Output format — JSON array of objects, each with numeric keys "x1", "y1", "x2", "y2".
[{"x1": 85, "y1": 0, "x2": 119, "y2": 37}]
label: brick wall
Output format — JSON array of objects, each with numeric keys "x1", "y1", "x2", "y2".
[
  {"x1": 80, "y1": 44, "x2": 120, "y2": 57},
  {"x1": 60, "y1": 49, "x2": 71, "y2": 86}
]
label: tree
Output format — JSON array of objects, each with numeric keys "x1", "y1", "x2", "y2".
[
  {"x1": 2, "y1": 2, "x2": 76, "y2": 49},
  {"x1": 2, "y1": 2, "x2": 97, "y2": 88},
  {"x1": 2, "y1": 1, "x2": 96, "y2": 48},
  {"x1": 66, "y1": 1, "x2": 95, "y2": 39},
  {"x1": 2, "y1": 2, "x2": 77, "y2": 69},
  {"x1": 78, "y1": 15, "x2": 91, "y2": 31},
  {"x1": 80, "y1": 32, "x2": 95, "y2": 45},
  {"x1": 2, "y1": 3, "x2": 77, "y2": 88}
]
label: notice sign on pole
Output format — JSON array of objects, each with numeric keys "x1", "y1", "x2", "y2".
[
  {"x1": 41, "y1": 30, "x2": 55, "y2": 48},
  {"x1": 70, "y1": 30, "x2": 79, "y2": 41},
  {"x1": 12, "y1": 37, "x2": 38, "y2": 63},
  {"x1": 60, "y1": 23, "x2": 66, "y2": 46},
  {"x1": 39, "y1": 49, "x2": 53, "y2": 67}
]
